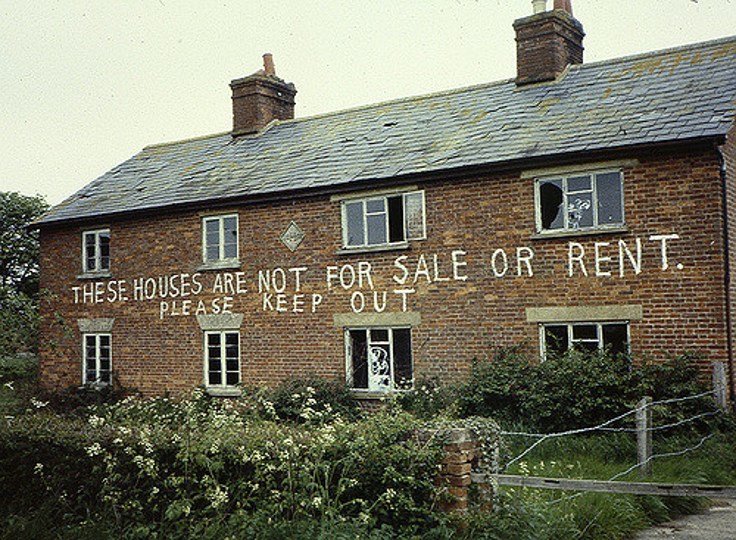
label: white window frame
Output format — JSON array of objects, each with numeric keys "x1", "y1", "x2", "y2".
[
  {"x1": 345, "y1": 326, "x2": 413, "y2": 392},
  {"x1": 81, "y1": 229, "x2": 110, "y2": 273},
  {"x1": 82, "y1": 333, "x2": 112, "y2": 386},
  {"x1": 539, "y1": 321, "x2": 630, "y2": 360},
  {"x1": 202, "y1": 214, "x2": 239, "y2": 264},
  {"x1": 534, "y1": 169, "x2": 624, "y2": 233},
  {"x1": 341, "y1": 190, "x2": 426, "y2": 249},
  {"x1": 204, "y1": 330, "x2": 241, "y2": 389}
]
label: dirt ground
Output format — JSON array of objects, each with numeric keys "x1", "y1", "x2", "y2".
[{"x1": 631, "y1": 499, "x2": 736, "y2": 539}]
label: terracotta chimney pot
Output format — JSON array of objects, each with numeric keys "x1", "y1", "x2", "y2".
[{"x1": 263, "y1": 53, "x2": 276, "y2": 76}]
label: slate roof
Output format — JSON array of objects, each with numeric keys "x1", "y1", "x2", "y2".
[{"x1": 39, "y1": 36, "x2": 736, "y2": 226}]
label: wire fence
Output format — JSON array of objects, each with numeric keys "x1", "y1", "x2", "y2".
[{"x1": 487, "y1": 383, "x2": 730, "y2": 503}]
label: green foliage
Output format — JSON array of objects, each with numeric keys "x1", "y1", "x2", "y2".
[
  {"x1": 0, "y1": 191, "x2": 48, "y2": 356},
  {"x1": 392, "y1": 377, "x2": 458, "y2": 420},
  {"x1": 456, "y1": 348, "x2": 714, "y2": 433},
  {"x1": 457, "y1": 347, "x2": 534, "y2": 425},
  {"x1": 0, "y1": 390, "x2": 446, "y2": 538},
  {"x1": 0, "y1": 191, "x2": 48, "y2": 295},
  {"x1": 0, "y1": 354, "x2": 37, "y2": 383},
  {"x1": 257, "y1": 376, "x2": 361, "y2": 424},
  {"x1": 0, "y1": 354, "x2": 38, "y2": 415},
  {"x1": 0, "y1": 288, "x2": 40, "y2": 356}
]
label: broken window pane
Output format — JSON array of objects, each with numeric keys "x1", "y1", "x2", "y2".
[
  {"x1": 350, "y1": 329, "x2": 368, "y2": 389},
  {"x1": 543, "y1": 322, "x2": 630, "y2": 360},
  {"x1": 83, "y1": 230, "x2": 110, "y2": 272},
  {"x1": 602, "y1": 323, "x2": 628, "y2": 357},
  {"x1": 538, "y1": 171, "x2": 623, "y2": 232},
  {"x1": 539, "y1": 180, "x2": 564, "y2": 230},
  {"x1": 99, "y1": 232, "x2": 110, "y2": 270},
  {"x1": 544, "y1": 325, "x2": 568, "y2": 357},
  {"x1": 203, "y1": 215, "x2": 238, "y2": 262},
  {"x1": 393, "y1": 328, "x2": 412, "y2": 388},
  {"x1": 83, "y1": 333, "x2": 112, "y2": 385},
  {"x1": 348, "y1": 327, "x2": 413, "y2": 392}
]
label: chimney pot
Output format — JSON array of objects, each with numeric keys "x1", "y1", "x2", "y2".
[
  {"x1": 553, "y1": 0, "x2": 573, "y2": 15},
  {"x1": 532, "y1": 0, "x2": 547, "y2": 14},
  {"x1": 263, "y1": 53, "x2": 276, "y2": 76}
]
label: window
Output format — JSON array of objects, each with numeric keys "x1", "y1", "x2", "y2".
[
  {"x1": 536, "y1": 171, "x2": 623, "y2": 233},
  {"x1": 346, "y1": 327, "x2": 412, "y2": 392},
  {"x1": 83, "y1": 333, "x2": 111, "y2": 386},
  {"x1": 541, "y1": 322, "x2": 629, "y2": 359},
  {"x1": 342, "y1": 191, "x2": 425, "y2": 248},
  {"x1": 202, "y1": 215, "x2": 238, "y2": 263},
  {"x1": 82, "y1": 229, "x2": 110, "y2": 273},
  {"x1": 205, "y1": 331, "x2": 240, "y2": 388}
]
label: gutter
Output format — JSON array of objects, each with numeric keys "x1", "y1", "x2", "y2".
[{"x1": 717, "y1": 142, "x2": 736, "y2": 410}]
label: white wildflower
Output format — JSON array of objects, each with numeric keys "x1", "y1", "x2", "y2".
[
  {"x1": 85, "y1": 443, "x2": 103, "y2": 457},
  {"x1": 30, "y1": 398, "x2": 49, "y2": 409},
  {"x1": 88, "y1": 415, "x2": 105, "y2": 428}
]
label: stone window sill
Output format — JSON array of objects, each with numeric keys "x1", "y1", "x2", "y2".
[
  {"x1": 205, "y1": 386, "x2": 242, "y2": 397},
  {"x1": 530, "y1": 226, "x2": 629, "y2": 241},
  {"x1": 77, "y1": 271, "x2": 112, "y2": 280},
  {"x1": 197, "y1": 260, "x2": 242, "y2": 272},
  {"x1": 338, "y1": 242, "x2": 410, "y2": 256},
  {"x1": 350, "y1": 389, "x2": 412, "y2": 400}
]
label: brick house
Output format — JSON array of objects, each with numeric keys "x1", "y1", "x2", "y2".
[{"x1": 36, "y1": 2, "x2": 736, "y2": 402}]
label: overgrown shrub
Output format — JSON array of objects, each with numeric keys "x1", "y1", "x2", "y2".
[
  {"x1": 456, "y1": 348, "x2": 715, "y2": 432},
  {"x1": 257, "y1": 375, "x2": 361, "y2": 424},
  {"x1": 0, "y1": 354, "x2": 38, "y2": 415},
  {"x1": 392, "y1": 377, "x2": 458, "y2": 419},
  {"x1": 456, "y1": 347, "x2": 534, "y2": 425},
  {"x1": 0, "y1": 390, "x2": 446, "y2": 538},
  {"x1": 0, "y1": 354, "x2": 37, "y2": 383}
]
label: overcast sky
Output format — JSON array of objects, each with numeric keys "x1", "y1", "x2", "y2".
[{"x1": 2, "y1": 0, "x2": 735, "y2": 206}]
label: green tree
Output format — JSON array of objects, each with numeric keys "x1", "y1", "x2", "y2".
[
  {"x1": 0, "y1": 191, "x2": 48, "y2": 296},
  {"x1": 0, "y1": 191, "x2": 48, "y2": 355}
]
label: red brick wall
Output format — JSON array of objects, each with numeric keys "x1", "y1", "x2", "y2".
[{"x1": 38, "y1": 144, "x2": 731, "y2": 396}]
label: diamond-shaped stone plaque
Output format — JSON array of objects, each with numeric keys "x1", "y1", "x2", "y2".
[{"x1": 280, "y1": 221, "x2": 305, "y2": 252}]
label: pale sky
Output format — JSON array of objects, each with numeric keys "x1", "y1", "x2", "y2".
[{"x1": 2, "y1": 0, "x2": 735, "y2": 206}]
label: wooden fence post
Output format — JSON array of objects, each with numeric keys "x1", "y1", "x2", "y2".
[
  {"x1": 713, "y1": 361, "x2": 727, "y2": 411},
  {"x1": 636, "y1": 396, "x2": 653, "y2": 476}
]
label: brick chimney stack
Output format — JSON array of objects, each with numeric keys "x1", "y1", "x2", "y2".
[
  {"x1": 513, "y1": 0, "x2": 584, "y2": 85},
  {"x1": 230, "y1": 53, "x2": 297, "y2": 135}
]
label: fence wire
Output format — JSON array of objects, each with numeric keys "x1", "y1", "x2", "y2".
[{"x1": 498, "y1": 388, "x2": 720, "y2": 473}]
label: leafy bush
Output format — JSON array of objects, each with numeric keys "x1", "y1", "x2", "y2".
[
  {"x1": 392, "y1": 377, "x2": 458, "y2": 420},
  {"x1": 0, "y1": 390, "x2": 446, "y2": 538},
  {"x1": 0, "y1": 354, "x2": 36, "y2": 383},
  {"x1": 456, "y1": 348, "x2": 716, "y2": 432},
  {"x1": 0, "y1": 354, "x2": 38, "y2": 415},
  {"x1": 456, "y1": 347, "x2": 534, "y2": 425},
  {"x1": 258, "y1": 376, "x2": 361, "y2": 424}
]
